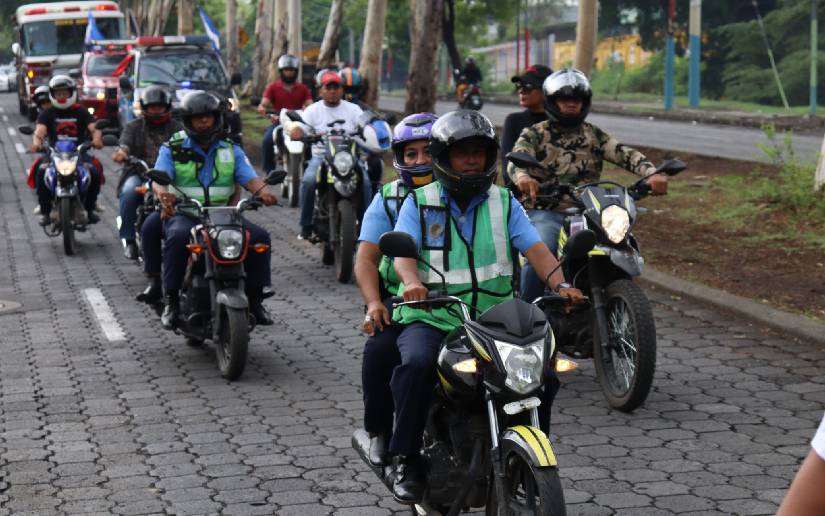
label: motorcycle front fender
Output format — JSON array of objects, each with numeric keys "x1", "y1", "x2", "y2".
[
  {"x1": 55, "y1": 184, "x2": 78, "y2": 198},
  {"x1": 500, "y1": 425, "x2": 557, "y2": 468},
  {"x1": 215, "y1": 288, "x2": 248, "y2": 310},
  {"x1": 609, "y1": 246, "x2": 644, "y2": 277}
]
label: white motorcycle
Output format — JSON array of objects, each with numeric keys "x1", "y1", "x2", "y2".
[{"x1": 273, "y1": 109, "x2": 306, "y2": 208}]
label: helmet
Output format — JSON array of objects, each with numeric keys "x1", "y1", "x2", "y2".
[
  {"x1": 180, "y1": 90, "x2": 224, "y2": 146},
  {"x1": 542, "y1": 68, "x2": 592, "y2": 127},
  {"x1": 315, "y1": 67, "x2": 341, "y2": 88},
  {"x1": 339, "y1": 67, "x2": 361, "y2": 101},
  {"x1": 277, "y1": 54, "x2": 299, "y2": 70},
  {"x1": 33, "y1": 85, "x2": 51, "y2": 107},
  {"x1": 429, "y1": 110, "x2": 498, "y2": 200},
  {"x1": 139, "y1": 86, "x2": 172, "y2": 125},
  {"x1": 464, "y1": 56, "x2": 476, "y2": 67},
  {"x1": 48, "y1": 75, "x2": 77, "y2": 109},
  {"x1": 354, "y1": 110, "x2": 391, "y2": 154},
  {"x1": 391, "y1": 112, "x2": 438, "y2": 187}
]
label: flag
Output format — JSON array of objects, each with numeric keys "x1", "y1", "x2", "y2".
[
  {"x1": 84, "y1": 12, "x2": 105, "y2": 46},
  {"x1": 198, "y1": 6, "x2": 220, "y2": 53}
]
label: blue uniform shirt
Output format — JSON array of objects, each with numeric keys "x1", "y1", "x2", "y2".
[
  {"x1": 358, "y1": 191, "x2": 406, "y2": 245},
  {"x1": 394, "y1": 187, "x2": 541, "y2": 254},
  {"x1": 154, "y1": 136, "x2": 259, "y2": 187}
]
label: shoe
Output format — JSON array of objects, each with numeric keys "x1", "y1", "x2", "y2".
[
  {"x1": 250, "y1": 299, "x2": 274, "y2": 326},
  {"x1": 261, "y1": 286, "x2": 275, "y2": 299},
  {"x1": 122, "y1": 240, "x2": 138, "y2": 260},
  {"x1": 95, "y1": 202, "x2": 105, "y2": 212},
  {"x1": 392, "y1": 454, "x2": 426, "y2": 504},
  {"x1": 297, "y1": 226, "x2": 312, "y2": 240},
  {"x1": 87, "y1": 211, "x2": 100, "y2": 224},
  {"x1": 368, "y1": 433, "x2": 390, "y2": 467},
  {"x1": 38, "y1": 214, "x2": 49, "y2": 226},
  {"x1": 136, "y1": 277, "x2": 162, "y2": 304},
  {"x1": 160, "y1": 292, "x2": 179, "y2": 330}
]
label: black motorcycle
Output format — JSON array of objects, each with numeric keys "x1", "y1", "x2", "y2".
[
  {"x1": 352, "y1": 229, "x2": 596, "y2": 516},
  {"x1": 507, "y1": 152, "x2": 686, "y2": 412},
  {"x1": 147, "y1": 169, "x2": 285, "y2": 380}
]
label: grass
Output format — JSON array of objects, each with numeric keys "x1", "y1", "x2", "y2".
[{"x1": 593, "y1": 91, "x2": 825, "y2": 116}]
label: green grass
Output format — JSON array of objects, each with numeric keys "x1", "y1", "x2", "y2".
[{"x1": 592, "y1": 90, "x2": 825, "y2": 116}]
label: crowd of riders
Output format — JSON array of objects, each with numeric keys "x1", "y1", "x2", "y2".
[{"x1": 24, "y1": 50, "x2": 671, "y2": 507}]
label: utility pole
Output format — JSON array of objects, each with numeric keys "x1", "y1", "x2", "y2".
[
  {"x1": 574, "y1": 0, "x2": 598, "y2": 76},
  {"x1": 288, "y1": 0, "x2": 302, "y2": 81},
  {"x1": 810, "y1": 0, "x2": 818, "y2": 116},
  {"x1": 664, "y1": 0, "x2": 675, "y2": 111},
  {"x1": 688, "y1": 0, "x2": 701, "y2": 108}
]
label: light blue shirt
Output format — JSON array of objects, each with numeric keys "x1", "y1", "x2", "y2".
[
  {"x1": 358, "y1": 191, "x2": 406, "y2": 245},
  {"x1": 394, "y1": 187, "x2": 541, "y2": 254},
  {"x1": 154, "y1": 136, "x2": 259, "y2": 187}
]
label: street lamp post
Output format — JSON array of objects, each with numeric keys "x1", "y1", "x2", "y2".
[
  {"x1": 664, "y1": 0, "x2": 676, "y2": 111},
  {"x1": 688, "y1": 0, "x2": 701, "y2": 108}
]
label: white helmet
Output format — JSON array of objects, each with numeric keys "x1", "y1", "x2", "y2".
[
  {"x1": 355, "y1": 111, "x2": 391, "y2": 153},
  {"x1": 48, "y1": 75, "x2": 77, "y2": 110},
  {"x1": 277, "y1": 54, "x2": 300, "y2": 70}
]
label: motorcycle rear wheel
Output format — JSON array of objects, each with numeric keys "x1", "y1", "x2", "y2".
[
  {"x1": 593, "y1": 279, "x2": 656, "y2": 412},
  {"x1": 60, "y1": 197, "x2": 75, "y2": 255},
  {"x1": 215, "y1": 306, "x2": 249, "y2": 381},
  {"x1": 487, "y1": 441, "x2": 566, "y2": 516},
  {"x1": 334, "y1": 199, "x2": 355, "y2": 283}
]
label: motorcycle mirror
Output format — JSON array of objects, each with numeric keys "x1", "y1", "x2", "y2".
[
  {"x1": 230, "y1": 72, "x2": 242, "y2": 86},
  {"x1": 249, "y1": 95, "x2": 261, "y2": 106},
  {"x1": 562, "y1": 229, "x2": 597, "y2": 260},
  {"x1": 102, "y1": 134, "x2": 119, "y2": 147},
  {"x1": 506, "y1": 151, "x2": 544, "y2": 170},
  {"x1": 265, "y1": 169, "x2": 287, "y2": 185},
  {"x1": 18, "y1": 125, "x2": 34, "y2": 136},
  {"x1": 95, "y1": 119, "x2": 109, "y2": 130},
  {"x1": 379, "y1": 231, "x2": 419, "y2": 259},
  {"x1": 147, "y1": 169, "x2": 172, "y2": 186},
  {"x1": 285, "y1": 110, "x2": 306, "y2": 124},
  {"x1": 657, "y1": 159, "x2": 687, "y2": 176},
  {"x1": 68, "y1": 68, "x2": 81, "y2": 79}
]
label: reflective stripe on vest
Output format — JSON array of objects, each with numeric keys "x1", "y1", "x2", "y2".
[{"x1": 169, "y1": 131, "x2": 236, "y2": 206}]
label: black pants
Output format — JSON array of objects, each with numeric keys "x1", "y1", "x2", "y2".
[{"x1": 362, "y1": 323, "x2": 403, "y2": 435}]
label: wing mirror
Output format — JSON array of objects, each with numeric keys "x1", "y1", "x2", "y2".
[
  {"x1": 562, "y1": 229, "x2": 596, "y2": 260},
  {"x1": 506, "y1": 151, "x2": 544, "y2": 170},
  {"x1": 378, "y1": 231, "x2": 419, "y2": 259},
  {"x1": 147, "y1": 169, "x2": 172, "y2": 186},
  {"x1": 265, "y1": 169, "x2": 287, "y2": 185},
  {"x1": 102, "y1": 134, "x2": 119, "y2": 147},
  {"x1": 657, "y1": 159, "x2": 687, "y2": 176}
]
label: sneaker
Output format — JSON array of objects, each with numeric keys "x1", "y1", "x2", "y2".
[
  {"x1": 297, "y1": 226, "x2": 312, "y2": 240},
  {"x1": 95, "y1": 202, "x2": 105, "y2": 212}
]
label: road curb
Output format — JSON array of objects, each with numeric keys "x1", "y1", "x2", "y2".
[{"x1": 640, "y1": 267, "x2": 825, "y2": 345}]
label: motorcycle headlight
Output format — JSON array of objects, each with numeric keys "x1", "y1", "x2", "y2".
[
  {"x1": 601, "y1": 205, "x2": 630, "y2": 244},
  {"x1": 494, "y1": 339, "x2": 545, "y2": 395},
  {"x1": 216, "y1": 229, "x2": 244, "y2": 259},
  {"x1": 55, "y1": 157, "x2": 78, "y2": 176},
  {"x1": 333, "y1": 152, "x2": 354, "y2": 175}
]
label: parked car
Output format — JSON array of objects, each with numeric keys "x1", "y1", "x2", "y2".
[{"x1": 0, "y1": 65, "x2": 14, "y2": 92}]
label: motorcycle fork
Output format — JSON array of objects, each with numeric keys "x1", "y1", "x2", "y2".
[
  {"x1": 486, "y1": 395, "x2": 507, "y2": 512},
  {"x1": 588, "y1": 265, "x2": 613, "y2": 364}
]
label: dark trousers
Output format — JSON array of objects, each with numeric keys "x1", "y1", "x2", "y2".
[
  {"x1": 155, "y1": 214, "x2": 272, "y2": 294},
  {"x1": 362, "y1": 323, "x2": 403, "y2": 435},
  {"x1": 36, "y1": 157, "x2": 101, "y2": 214},
  {"x1": 141, "y1": 211, "x2": 163, "y2": 277},
  {"x1": 262, "y1": 124, "x2": 277, "y2": 174}
]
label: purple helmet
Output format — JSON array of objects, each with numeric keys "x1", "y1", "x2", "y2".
[{"x1": 392, "y1": 112, "x2": 438, "y2": 187}]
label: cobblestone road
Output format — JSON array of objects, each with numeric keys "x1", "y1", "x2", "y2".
[{"x1": 0, "y1": 93, "x2": 822, "y2": 515}]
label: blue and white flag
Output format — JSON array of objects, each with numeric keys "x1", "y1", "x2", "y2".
[
  {"x1": 198, "y1": 6, "x2": 220, "y2": 53},
  {"x1": 84, "y1": 12, "x2": 105, "y2": 46}
]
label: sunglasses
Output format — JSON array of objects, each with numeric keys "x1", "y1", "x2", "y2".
[
  {"x1": 322, "y1": 83, "x2": 342, "y2": 90},
  {"x1": 516, "y1": 84, "x2": 538, "y2": 93}
]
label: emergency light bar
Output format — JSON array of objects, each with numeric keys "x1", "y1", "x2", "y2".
[
  {"x1": 134, "y1": 35, "x2": 212, "y2": 47},
  {"x1": 24, "y1": 3, "x2": 117, "y2": 15}
]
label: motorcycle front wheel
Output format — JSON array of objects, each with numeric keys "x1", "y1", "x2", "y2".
[
  {"x1": 593, "y1": 279, "x2": 656, "y2": 412},
  {"x1": 333, "y1": 199, "x2": 355, "y2": 283},
  {"x1": 60, "y1": 197, "x2": 75, "y2": 255},
  {"x1": 215, "y1": 306, "x2": 249, "y2": 381},
  {"x1": 487, "y1": 441, "x2": 566, "y2": 516}
]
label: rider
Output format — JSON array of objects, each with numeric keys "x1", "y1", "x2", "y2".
[
  {"x1": 388, "y1": 110, "x2": 585, "y2": 503},
  {"x1": 354, "y1": 112, "x2": 438, "y2": 469},
  {"x1": 112, "y1": 86, "x2": 182, "y2": 260},
  {"x1": 455, "y1": 56, "x2": 482, "y2": 102},
  {"x1": 26, "y1": 86, "x2": 53, "y2": 196},
  {"x1": 288, "y1": 69, "x2": 366, "y2": 240},
  {"x1": 257, "y1": 54, "x2": 313, "y2": 174},
  {"x1": 31, "y1": 75, "x2": 104, "y2": 226},
  {"x1": 508, "y1": 68, "x2": 668, "y2": 302},
  {"x1": 149, "y1": 91, "x2": 278, "y2": 328}
]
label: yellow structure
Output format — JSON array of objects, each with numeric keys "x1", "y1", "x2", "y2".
[{"x1": 554, "y1": 34, "x2": 652, "y2": 70}]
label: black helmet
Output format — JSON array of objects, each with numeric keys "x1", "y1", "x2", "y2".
[
  {"x1": 180, "y1": 91, "x2": 224, "y2": 146},
  {"x1": 33, "y1": 85, "x2": 51, "y2": 107},
  {"x1": 429, "y1": 110, "x2": 499, "y2": 200},
  {"x1": 464, "y1": 56, "x2": 476, "y2": 67},
  {"x1": 542, "y1": 68, "x2": 592, "y2": 127},
  {"x1": 139, "y1": 86, "x2": 172, "y2": 125},
  {"x1": 48, "y1": 75, "x2": 77, "y2": 109}
]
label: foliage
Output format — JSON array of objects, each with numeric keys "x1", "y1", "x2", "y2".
[{"x1": 590, "y1": 52, "x2": 691, "y2": 98}]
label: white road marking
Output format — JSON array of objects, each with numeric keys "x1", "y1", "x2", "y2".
[
  {"x1": 7, "y1": 127, "x2": 16, "y2": 136},
  {"x1": 0, "y1": 106, "x2": 5, "y2": 113},
  {"x1": 2, "y1": 114, "x2": 8, "y2": 122},
  {"x1": 15, "y1": 143, "x2": 25, "y2": 154},
  {"x1": 83, "y1": 288, "x2": 126, "y2": 342}
]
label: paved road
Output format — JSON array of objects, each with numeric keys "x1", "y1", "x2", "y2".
[
  {"x1": 378, "y1": 96, "x2": 825, "y2": 164},
  {"x1": 0, "y1": 91, "x2": 823, "y2": 515}
]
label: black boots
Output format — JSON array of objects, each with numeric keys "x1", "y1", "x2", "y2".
[
  {"x1": 368, "y1": 433, "x2": 390, "y2": 467},
  {"x1": 136, "y1": 277, "x2": 162, "y2": 304},
  {"x1": 160, "y1": 291, "x2": 179, "y2": 330},
  {"x1": 249, "y1": 293, "x2": 274, "y2": 326},
  {"x1": 392, "y1": 454, "x2": 426, "y2": 504}
]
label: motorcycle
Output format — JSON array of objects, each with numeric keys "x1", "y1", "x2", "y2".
[
  {"x1": 146, "y1": 168, "x2": 286, "y2": 381},
  {"x1": 453, "y1": 69, "x2": 484, "y2": 111},
  {"x1": 353, "y1": 229, "x2": 596, "y2": 516},
  {"x1": 259, "y1": 108, "x2": 307, "y2": 208},
  {"x1": 507, "y1": 151, "x2": 686, "y2": 412}
]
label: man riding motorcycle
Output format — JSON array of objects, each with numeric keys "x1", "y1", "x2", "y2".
[
  {"x1": 112, "y1": 86, "x2": 183, "y2": 261},
  {"x1": 257, "y1": 54, "x2": 313, "y2": 175},
  {"x1": 354, "y1": 112, "x2": 438, "y2": 470},
  {"x1": 26, "y1": 86, "x2": 53, "y2": 200},
  {"x1": 147, "y1": 91, "x2": 278, "y2": 328},
  {"x1": 455, "y1": 56, "x2": 483, "y2": 103},
  {"x1": 508, "y1": 68, "x2": 668, "y2": 302},
  {"x1": 31, "y1": 75, "x2": 104, "y2": 226},
  {"x1": 387, "y1": 110, "x2": 585, "y2": 503}
]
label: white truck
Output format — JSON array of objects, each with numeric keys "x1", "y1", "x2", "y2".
[{"x1": 11, "y1": 1, "x2": 125, "y2": 120}]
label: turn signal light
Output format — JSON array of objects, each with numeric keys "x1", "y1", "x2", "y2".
[
  {"x1": 134, "y1": 185, "x2": 148, "y2": 194},
  {"x1": 453, "y1": 358, "x2": 478, "y2": 374},
  {"x1": 186, "y1": 244, "x2": 203, "y2": 254},
  {"x1": 252, "y1": 243, "x2": 270, "y2": 254},
  {"x1": 555, "y1": 358, "x2": 578, "y2": 373}
]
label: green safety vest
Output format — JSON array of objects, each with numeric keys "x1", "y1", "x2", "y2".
[
  {"x1": 394, "y1": 182, "x2": 514, "y2": 332},
  {"x1": 168, "y1": 131, "x2": 236, "y2": 206},
  {"x1": 377, "y1": 180, "x2": 410, "y2": 296}
]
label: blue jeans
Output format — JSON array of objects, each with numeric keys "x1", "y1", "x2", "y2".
[
  {"x1": 118, "y1": 175, "x2": 144, "y2": 240},
  {"x1": 520, "y1": 209, "x2": 566, "y2": 302},
  {"x1": 299, "y1": 155, "x2": 373, "y2": 229}
]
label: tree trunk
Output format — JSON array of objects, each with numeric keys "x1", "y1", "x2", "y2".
[
  {"x1": 288, "y1": 0, "x2": 303, "y2": 81},
  {"x1": 251, "y1": 0, "x2": 275, "y2": 96},
  {"x1": 574, "y1": 0, "x2": 598, "y2": 76},
  {"x1": 267, "y1": 0, "x2": 290, "y2": 84},
  {"x1": 317, "y1": 0, "x2": 345, "y2": 69},
  {"x1": 442, "y1": 0, "x2": 461, "y2": 72},
  {"x1": 177, "y1": 0, "x2": 194, "y2": 35},
  {"x1": 405, "y1": 0, "x2": 443, "y2": 114},
  {"x1": 359, "y1": 0, "x2": 388, "y2": 108},
  {"x1": 147, "y1": 0, "x2": 174, "y2": 37},
  {"x1": 226, "y1": 0, "x2": 239, "y2": 76}
]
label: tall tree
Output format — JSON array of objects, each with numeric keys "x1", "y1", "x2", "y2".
[
  {"x1": 288, "y1": 0, "x2": 303, "y2": 80},
  {"x1": 318, "y1": 0, "x2": 346, "y2": 68},
  {"x1": 177, "y1": 0, "x2": 194, "y2": 35},
  {"x1": 359, "y1": 0, "x2": 387, "y2": 107},
  {"x1": 442, "y1": 0, "x2": 461, "y2": 71},
  {"x1": 405, "y1": 0, "x2": 443, "y2": 113},
  {"x1": 250, "y1": 0, "x2": 275, "y2": 96},
  {"x1": 268, "y1": 0, "x2": 290, "y2": 84},
  {"x1": 225, "y1": 0, "x2": 239, "y2": 76},
  {"x1": 148, "y1": 0, "x2": 175, "y2": 36},
  {"x1": 575, "y1": 0, "x2": 598, "y2": 76}
]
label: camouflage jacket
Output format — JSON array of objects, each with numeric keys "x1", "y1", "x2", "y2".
[{"x1": 507, "y1": 120, "x2": 656, "y2": 208}]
